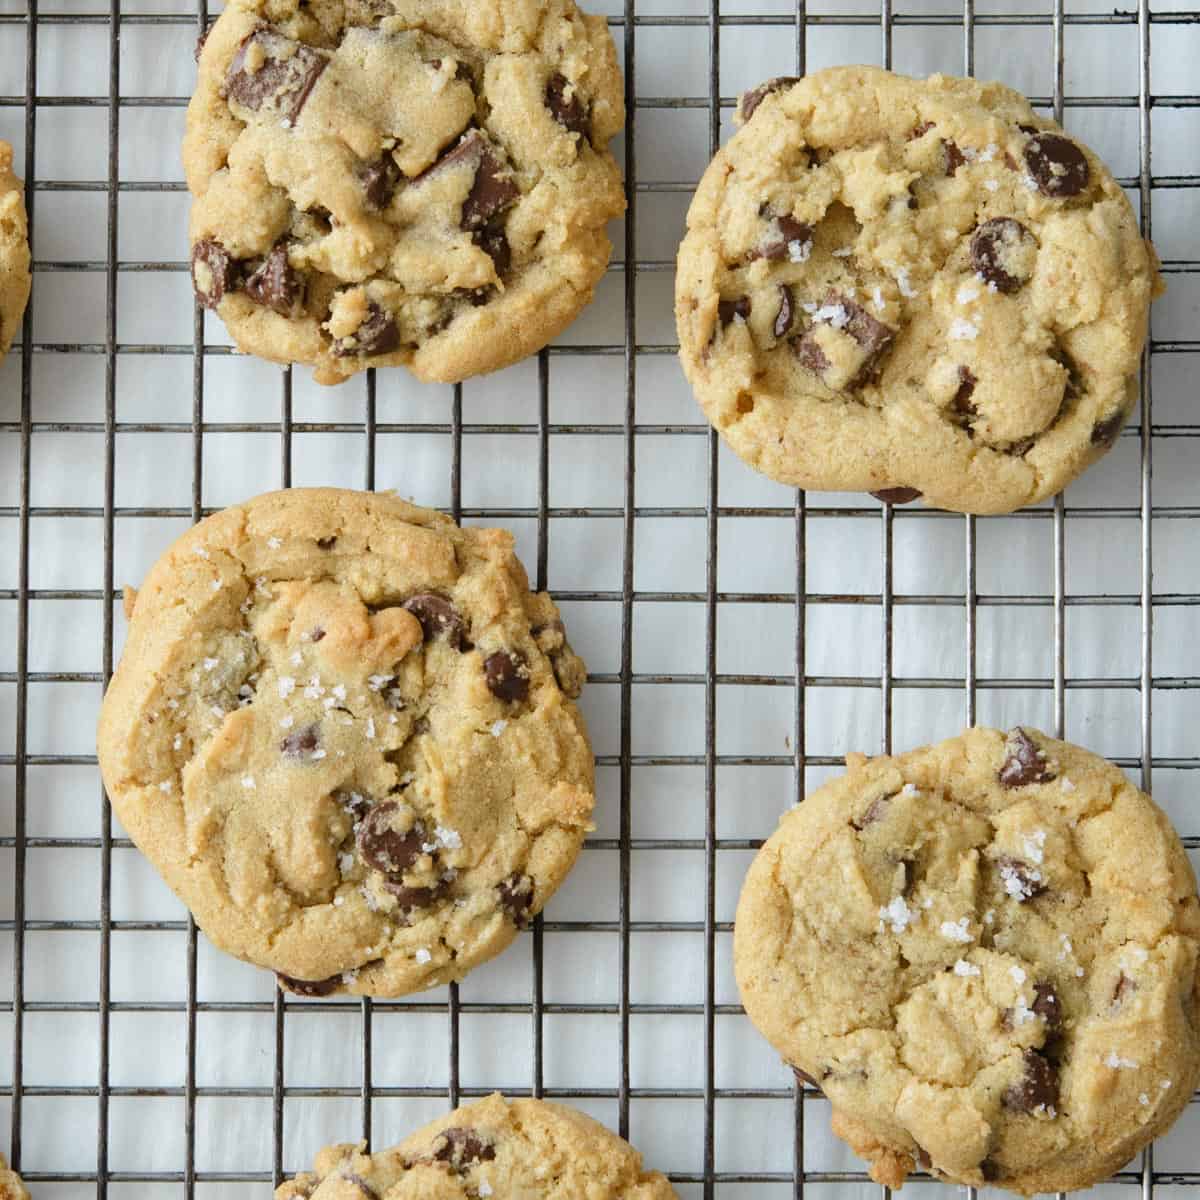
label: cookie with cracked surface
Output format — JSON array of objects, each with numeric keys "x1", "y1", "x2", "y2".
[
  {"x1": 734, "y1": 726, "x2": 1200, "y2": 1195},
  {"x1": 183, "y1": 0, "x2": 625, "y2": 386},
  {"x1": 675, "y1": 67, "x2": 1162, "y2": 514},
  {"x1": 0, "y1": 142, "x2": 31, "y2": 365},
  {"x1": 0, "y1": 1155, "x2": 29, "y2": 1200},
  {"x1": 97, "y1": 488, "x2": 594, "y2": 997},
  {"x1": 276, "y1": 1093, "x2": 677, "y2": 1199}
]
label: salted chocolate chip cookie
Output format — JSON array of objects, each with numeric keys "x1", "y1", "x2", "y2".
[
  {"x1": 0, "y1": 141, "x2": 31, "y2": 364},
  {"x1": 0, "y1": 1155, "x2": 29, "y2": 1200},
  {"x1": 277, "y1": 1093, "x2": 677, "y2": 1199},
  {"x1": 676, "y1": 67, "x2": 1162, "y2": 514},
  {"x1": 97, "y1": 489, "x2": 594, "y2": 998},
  {"x1": 183, "y1": 0, "x2": 624, "y2": 386},
  {"x1": 734, "y1": 727, "x2": 1200, "y2": 1194}
]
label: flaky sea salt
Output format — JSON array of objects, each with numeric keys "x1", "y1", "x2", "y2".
[
  {"x1": 788, "y1": 238, "x2": 813, "y2": 264},
  {"x1": 832, "y1": 246, "x2": 853, "y2": 258},
  {"x1": 1139, "y1": 1093, "x2": 1150, "y2": 1106},
  {"x1": 872, "y1": 286, "x2": 885, "y2": 312},
  {"x1": 1022, "y1": 829, "x2": 1047, "y2": 864},
  {"x1": 311, "y1": 749, "x2": 327, "y2": 760},
  {"x1": 436, "y1": 825, "x2": 463, "y2": 851},
  {"x1": 241, "y1": 776, "x2": 256, "y2": 791},
  {"x1": 984, "y1": 179, "x2": 1000, "y2": 192},
  {"x1": 479, "y1": 1183, "x2": 493, "y2": 1198},
  {"x1": 203, "y1": 657, "x2": 219, "y2": 672},
  {"x1": 366, "y1": 718, "x2": 376, "y2": 740},
  {"x1": 956, "y1": 283, "x2": 980, "y2": 305},
  {"x1": 812, "y1": 303, "x2": 850, "y2": 328},
  {"x1": 415, "y1": 947, "x2": 432, "y2": 965},
  {"x1": 331, "y1": 684, "x2": 347, "y2": 701},
  {"x1": 278, "y1": 677, "x2": 296, "y2": 699},
  {"x1": 368, "y1": 674, "x2": 391, "y2": 691},
  {"x1": 1104, "y1": 1052, "x2": 1139, "y2": 1069},
  {"x1": 491, "y1": 719, "x2": 508, "y2": 738},
  {"x1": 193, "y1": 545, "x2": 209, "y2": 559},
  {"x1": 280, "y1": 714, "x2": 294, "y2": 729},
  {"x1": 949, "y1": 317, "x2": 979, "y2": 341},
  {"x1": 267, "y1": 537, "x2": 281, "y2": 549},
  {"x1": 1061, "y1": 777, "x2": 1076, "y2": 793},
  {"x1": 953, "y1": 959, "x2": 980, "y2": 977},
  {"x1": 879, "y1": 895, "x2": 915, "y2": 934},
  {"x1": 893, "y1": 266, "x2": 916, "y2": 298},
  {"x1": 940, "y1": 917, "x2": 973, "y2": 944},
  {"x1": 173, "y1": 734, "x2": 183, "y2": 751},
  {"x1": 1010, "y1": 965, "x2": 1027, "y2": 986},
  {"x1": 159, "y1": 780, "x2": 173, "y2": 793}
]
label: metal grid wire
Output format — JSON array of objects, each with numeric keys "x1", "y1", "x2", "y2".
[{"x1": 1, "y1": 0, "x2": 1199, "y2": 1195}]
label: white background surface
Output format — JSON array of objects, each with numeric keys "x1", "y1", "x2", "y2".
[{"x1": 1, "y1": 0, "x2": 1199, "y2": 1195}]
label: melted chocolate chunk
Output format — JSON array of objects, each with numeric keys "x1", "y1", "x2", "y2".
[
  {"x1": 316, "y1": 536, "x2": 337, "y2": 550},
  {"x1": 384, "y1": 879, "x2": 446, "y2": 913},
  {"x1": 191, "y1": 239, "x2": 237, "y2": 309},
  {"x1": 852, "y1": 794, "x2": 892, "y2": 829},
  {"x1": 497, "y1": 871, "x2": 535, "y2": 927},
  {"x1": 1024, "y1": 133, "x2": 1089, "y2": 198},
  {"x1": 243, "y1": 241, "x2": 302, "y2": 316},
  {"x1": 1032, "y1": 981, "x2": 1062, "y2": 1031},
  {"x1": 360, "y1": 158, "x2": 399, "y2": 210},
  {"x1": 952, "y1": 365, "x2": 978, "y2": 421},
  {"x1": 224, "y1": 29, "x2": 329, "y2": 125},
  {"x1": 431, "y1": 1127, "x2": 496, "y2": 1171},
  {"x1": 739, "y1": 76, "x2": 801, "y2": 122},
  {"x1": 717, "y1": 295, "x2": 751, "y2": 328},
  {"x1": 280, "y1": 723, "x2": 321, "y2": 759},
  {"x1": 332, "y1": 301, "x2": 401, "y2": 358},
  {"x1": 474, "y1": 221, "x2": 511, "y2": 278},
  {"x1": 909, "y1": 121, "x2": 935, "y2": 140},
  {"x1": 871, "y1": 487, "x2": 922, "y2": 505},
  {"x1": 277, "y1": 972, "x2": 341, "y2": 997},
  {"x1": 1091, "y1": 408, "x2": 1125, "y2": 447},
  {"x1": 971, "y1": 217, "x2": 1038, "y2": 294},
  {"x1": 793, "y1": 335, "x2": 830, "y2": 375},
  {"x1": 403, "y1": 593, "x2": 466, "y2": 647},
  {"x1": 309, "y1": 626, "x2": 326, "y2": 642},
  {"x1": 943, "y1": 139, "x2": 966, "y2": 175},
  {"x1": 484, "y1": 650, "x2": 530, "y2": 703},
  {"x1": 1111, "y1": 972, "x2": 1137, "y2": 1009},
  {"x1": 995, "y1": 855, "x2": 1046, "y2": 903},
  {"x1": 793, "y1": 293, "x2": 896, "y2": 391},
  {"x1": 753, "y1": 213, "x2": 813, "y2": 263},
  {"x1": 999, "y1": 727, "x2": 1055, "y2": 787},
  {"x1": 356, "y1": 802, "x2": 426, "y2": 878},
  {"x1": 1002, "y1": 1049, "x2": 1059, "y2": 1114},
  {"x1": 546, "y1": 72, "x2": 590, "y2": 139},
  {"x1": 451, "y1": 131, "x2": 520, "y2": 232},
  {"x1": 774, "y1": 284, "x2": 795, "y2": 340}
]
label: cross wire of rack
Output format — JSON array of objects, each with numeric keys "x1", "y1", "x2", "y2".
[{"x1": 2, "y1": 0, "x2": 1198, "y2": 1196}]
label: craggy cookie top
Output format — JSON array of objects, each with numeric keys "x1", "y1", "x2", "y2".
[
  {"x1": 0, "y1": 1155, "x2": 29, "y2": 1200},
  {"x1": 734, "y1": 727, "x2": 1200, "y2": 1195},
  {"x1": 0, "y1": 141, "x2": 31, "y2": 363},
  {"x1": 277, "y1": 1093, "x2": 677, "y2": 1199},
  {"x1": 676, "y1": 67, "x2": 1162, "y2": 514},
  {"x1": 97, "y1": 489, "x2": 594, "y2": 998},
  {"x1": 184, "y1": 0, "x2": 625, "y2": 385}
]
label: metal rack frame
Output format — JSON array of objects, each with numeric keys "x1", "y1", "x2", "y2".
[{"x1": 2, "y1": 0, "x2": 1197, "y2": 1195}]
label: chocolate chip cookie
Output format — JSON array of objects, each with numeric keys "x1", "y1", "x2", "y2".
[
  {"x1": 97, "y1": 489, "x2": 594, "y2": 998},
  {"x1": 734, "y1": 727, "x2": 1200, "y2": 1194},
  {"x1": 0, "y1": 1155, "x2": 29, "y2": 1200},
  {"x1": 277, "y1": 1093, "x2": 677, "y2": 1198},
  {"x1": 0, "y1": 141, "x2": 31, "y2": 364},
  {"x1": 184, "y1": 0, "x2": 625, "y2": 386},
  {"x1": 676, "y1": 67, "x2": 1162, "y2": 514}
]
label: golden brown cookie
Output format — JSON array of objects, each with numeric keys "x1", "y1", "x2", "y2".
[
  {"x1": 184, "y1": 0, "x2": 625, "y2": 385},
  {"x1": 676, "y1": 67, "x2": 1162, "y2": 514},
  {"x1": 97, "y1": 489, "x2": 595, "y2": 997},
  {"x1": 0, "y1": 141, "x2": 31, "y2": 364},
  {"x1": 734, "y1": 727, "x2": 1200, "y2": 1194},
  {"x1": 0, "y1": 1154, "x2": 29, "y2": 1200},
  {"x1": 277, "y1": 1093, "x2": 677, "y2": 1199}
]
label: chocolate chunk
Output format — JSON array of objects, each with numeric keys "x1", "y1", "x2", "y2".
[
  {"x1": 1006, "y1": 436, "x2": 1037, "y2": 458},
  {"x1": 981, "y1": 1158, "x2": 1003, "y2": 1182},
  {"x1": 309, "y1": 626, "x2": 326, "y2": 642},
  {"x1": 1032, "y1": 982, "x2": 1062, "y2": 1031},
  {"x1": 431, "y1": 1127, "x2": 496, "y2": 1171},
  {"x1": 774, "y1": 284, "x2": 795, "y2": 340},
  {"x1": 952, "y1": 365, "x2": 978, "y2": 419},
  {"x1": 546, "y1": 72, "x2": 590, "y2": 139},
  {"x1": 360, "y1": 158, "x2": 399, "y2": 210},
  {"x1": 443, "y1": 131, "x2": 519, "y2": 232},
  {"x1": 717, "y1": 296, "x2": 751, "y2": 328},
  {"x1": 474, "y1": 221, "x2": 511, "y2": 278},
  {"x1": 332, "y1": 301, "x2": 401, "y2": 358},
  {"x1": 999, "y1": 727, "x2": 1055, "y2": 787},
  {"x1": 484, "y1": 650, "x2": 530, "y2": 703},
  {"x1": 316, "y1": 536, "x2": 337, "y2": 550},
  {"x1": 356, "y1": 802, "x2": 425, "y2": 877},
  {"x1": 871, "y1": 487, "x2": 922, "y2": 505},
  {"x1": 793, "y1": 293, "x2": 896, "y2": 391},
  {"x1": 943, "y1": 139, "x2": 966, "y2": 175},
  {"x1": 243, "y1": 241, "x2": 302, "y2": 316},
  {"x1": 224, "y1": 29, "x2": 329, "y2": 125},
  {"x1": 739, "y1": 76, "x2": 800, "y2": 122},
  {"x1": 753, "y1": 213, "x2": 813, "y2": 263},
  {"x1": 1002, "y1": 1049, "x2": 1059, "y2": 1114},
  {"x1": 191, "y1": 239, "x2": 237, "y2": 309},
  {"x1": 995, "y1": 855, "x2": 1046, "y2": 903},
  {"x1": 1111, "y1": 973, "x2": 1137, "y2": 1009},
  {"x1": 342, "y1": 1175, "x2": 379, "y2": 1200},
  {"x1": 277, "y1": 972, "x2": 341, "y2": 997},
  {"x1": 909, "y1": 121, "x2": 935, "y2": 140},
  {"x1": 971, "y1": 217, "x2": 1038, "y2": 293},
  {"x1": 403, "y1": 594, "x2": 466, "y2": 647},
  {"x1": 280, "y1": 723, "x2": 321, "y2": 759},
  {"x1": 384, "y1": 880, "x2": 445, "y2": 913},
  {"x1": 1024, "y1": 133, "x2": 1089, "y2": 198},
  {"x1": 497, "y1": 871, "x2": 535, "y2": 927},
  {"x1": 1091, "y1": 409, "x2": 1125, "y2": 447}
]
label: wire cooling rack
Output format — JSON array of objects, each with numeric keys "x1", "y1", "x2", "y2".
[{"x1": 1, "y1": 0, "x2": 1199, "y2": 1196}]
